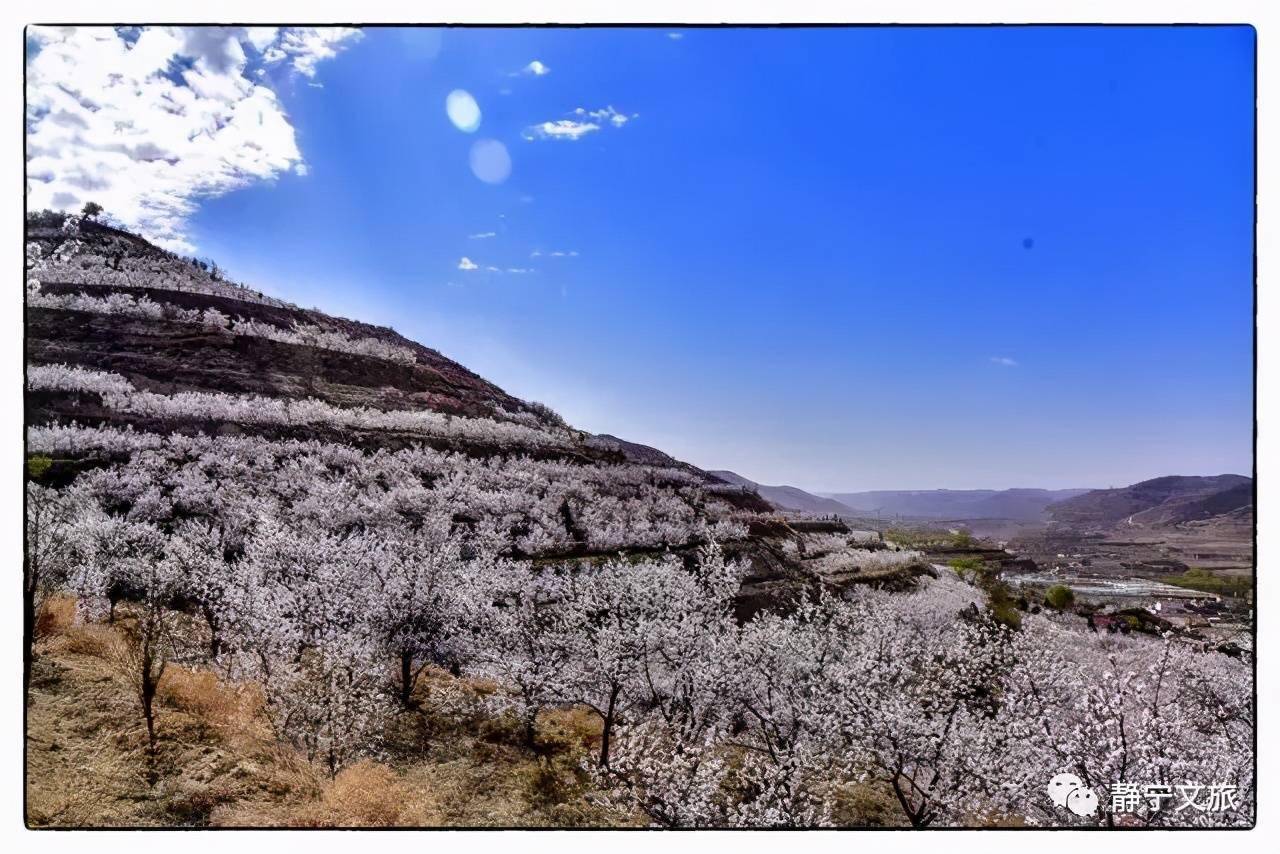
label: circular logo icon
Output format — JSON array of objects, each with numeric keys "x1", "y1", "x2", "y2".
[
  {"x1": 1047, "y1": 773, "x2": 1085, "y2": 807},
  {"x1": 1066, "y1": 787, "x2": 1099, "y2": 817}
]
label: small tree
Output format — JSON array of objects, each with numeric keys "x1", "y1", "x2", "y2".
[
  {"x1": 73, "y1": 516, "x2": 175, "y2": 779},
  {"x1": 365, "y1": 518, "x2": 473, "y2": 709},
  {"x1": 111, "y1": 570, "x2": 175, "y2": 772},
  {"x1": 80, "y1": 201, "x2": 103, "y2": 220},
  {"x1": 1044, "y1": 584, "x2": 1075, "y2": 611},
  {"x1": 473, "y1": 566, "x2": 573, "y2": 748},
  {"x1": 24, "y1": 483, "x2": 79, "y2": 694}
]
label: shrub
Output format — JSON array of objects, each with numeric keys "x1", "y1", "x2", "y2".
[
  {"x1": 309, "y1": 761, "x2": 410, "y2": 826},
  {"x1": 948, "y1": 557, "x2": 986, "y2": 580},
  {"x1": 1044, "y1": 584, "x2": 1075, "y2": 611},
  {"x1": 27, "y1": 454, "x2": 53, "y2": 480},
  {"x1": 157, "y1": 666, "x2": 261, "y2": 738},
  {"x1": 986, "y1": 581, "x2": 1023, "y2": 630},
  {"x1": 35, "y1": 595, "x2": 76, "y2": 641},
  {"x1": 61, "y1": 624, "x2": 116, "y2": 659},
  {"x1": 828, "y1": 781, "x2": 902, "y2": 827}
]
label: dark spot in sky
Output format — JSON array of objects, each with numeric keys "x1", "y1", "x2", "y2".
[{"x1": 1022, "y1": 237, "x2": 1035, "y2": 249}]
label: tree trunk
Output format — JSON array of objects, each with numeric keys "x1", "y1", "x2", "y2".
[
  {"x1": 891, "y1": 774, "x2": 929, "y2": 828},
  {"x1": 399, "y1": 650, "x2": 414, "y2": 708},
  {"x1": 203, "y1": 606, "x2": 222, "y2": 661},
  {"x1": 141, "y1": 668, "x2": 158, "y2": 753},
  {"x1": 23, "y1": 584, "x2": 36, "y2": 698},
  {"x1": 523, "y1": 710, "x2": 538, "y2": 749},
  {"x1": 599, "y1": 683, "x2": 621, "y2": 768}
]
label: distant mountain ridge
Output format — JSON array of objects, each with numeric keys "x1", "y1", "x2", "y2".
[
  {"x1": 821, "y1": 488, "x2": 1092, "y2": 521},
  {"x1": 1046, "y1": 474, "x2": 1252, "y2": 529},
  {"x1": 709, "y1": 471, "x2": 861, "y2": 516}
]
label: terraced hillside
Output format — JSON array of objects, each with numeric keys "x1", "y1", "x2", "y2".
[{"x1": 25, "y1": 212, "x2": 933, "y2": 603}]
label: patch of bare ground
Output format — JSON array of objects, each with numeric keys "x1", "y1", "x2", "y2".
[{"x1": 25, "y1": 599, "x2": 635, "y2": 828}]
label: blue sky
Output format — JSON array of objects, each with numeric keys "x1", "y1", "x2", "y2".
[{"x1": 168, "y1": 27, "x2": 1252, "y2": 490}]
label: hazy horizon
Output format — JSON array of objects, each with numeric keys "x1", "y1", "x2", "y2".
[
  {"x1": 703, "y1": 467, "x2": 1252, "y2": 497},
  {"x1": 27, "y1": 25, "x2": 1255, "y2": 490}
]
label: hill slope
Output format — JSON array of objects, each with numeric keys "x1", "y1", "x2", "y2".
[
  {"x1": 709, "y1": 471, "x2": 863, "y2": 516},
  {"x1": 823, "y1": 488, "x2": 1091, "y2": 521},
  {"x1": 31, "y1": 214, "x2": 914, "y2": 616},
  {"x1": 1046, "y1": 475, "x2": 1253, "y2": 529}
]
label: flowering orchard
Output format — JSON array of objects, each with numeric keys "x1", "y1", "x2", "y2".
[
  {"x1": 24, "y1": 421, "x2": 1253, "y2": 825},
  {"x1": 22, "y1": 215, "x2": 1253, "y2": 827}
]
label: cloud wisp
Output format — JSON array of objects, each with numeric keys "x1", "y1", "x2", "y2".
[
  {"x1": 25, "y1": 26, "x2": 360, "y2": 252},
  {"x1": 457, "y1": 257, "x2": 533, "y2": 276},
  {"x1": 512, "y1": 60, "x2": 550, "y2": 76},
  {"x1": 521, "y1": 105, "x2": 637, "y2": 141},
  {"x1": 522, "y1": 120, "x2": 600, "y2": 141},
  {"x1": 989, "y1": 356, "x2": 1019, "y2": 367}
]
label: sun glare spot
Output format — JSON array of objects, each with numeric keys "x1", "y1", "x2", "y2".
[
  {"x1": 469, "y1": 139, "x2": 511, "y2": 184},
  {"x1": 445, "y1": 89, "x2": 481, "y2": 133}
]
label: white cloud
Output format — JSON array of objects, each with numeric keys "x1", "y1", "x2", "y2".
[
  {"x1": 260, "y1": 27, "x2": 360, "y2": 78},
  {"x1": 457, "y1": 263, "x2": 532, "y2": 275},
  {"x1": 989, "y1": 356, "x2": 1019, "y2": 367},
  {"x1": 514, "y1": 60, "x2": 550, "y2": 76},
  {"x1": 468, "y1": 232, "x2": 496, "y2": 239},
  {"x1": 577, "y1": 105, "x2": 638, "y2": 127},
  {"x1": 535, "y1": 250, "x2": 578, "y2": 258},
  {"x1": 522, "y1": 106, "x2": 637, "y2": 141},
  {"x1": 25, "y1": 26, "x2": 360, "y2": 252},
  {"x1": 521, "y1": 120, "x2": 600, "y2": 141},
  {"x1": 243, "y1": 27, "x2": 279, "y2": 52},
  {"x1": 667, "y1": 32, "x2": 684, "y2": 40}
]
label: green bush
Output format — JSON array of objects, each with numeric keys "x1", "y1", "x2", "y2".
[
  {"x1": 1044, "y1": 584, "x2": 1075, "y2": 611},
  {"x1": 26, "y1": 455, "x2": 53, "y2": 480},
  {"x1": 948, "y1": 557, "x2": 986, "y2": 582},
  {"x1": 986, "y1": 581, "x2": 1023, "y2": 630}
]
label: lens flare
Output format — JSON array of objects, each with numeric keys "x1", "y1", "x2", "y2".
[
  {"x1": 469, "y1": 139, "x2": 511, "y2": 184},
  {"x1": 445, "y1": 89, "x2": 481, "y2": 133}
]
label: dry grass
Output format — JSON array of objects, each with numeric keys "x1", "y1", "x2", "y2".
[
  {"x1": 27, "y1": 616, "x2": 635, "y2": 828},
  {"x1": 57, "y1": 623, "x2": 118, "y2": 660},
  {"x1": 288, "y1": 761, "x2": 414, "y2": 827},
  {"x1": 35, "y1": 595, "x2": 77, "y2": 641},
  {"x1": 157, "y1": 666, "x2": 265, "y2": 744},
  {"x1": 828, "y1": 780, "x2": 905, "y2": 827}
]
